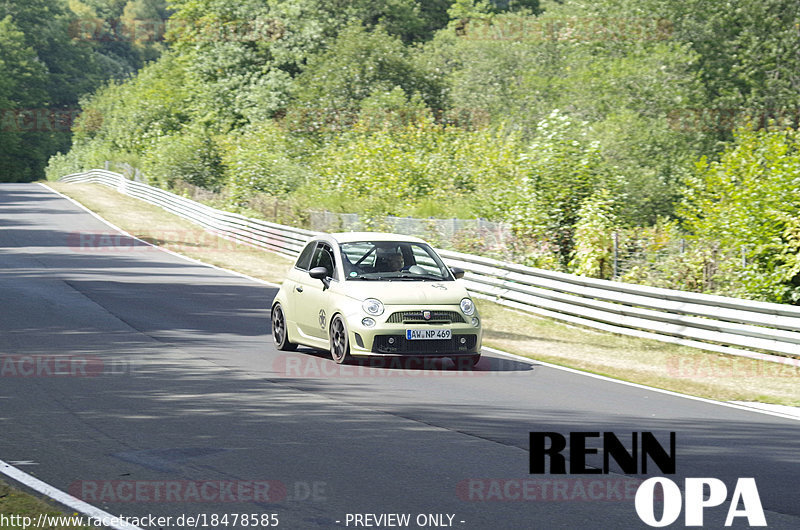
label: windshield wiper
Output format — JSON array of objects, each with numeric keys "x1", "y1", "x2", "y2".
[
  {"x1": 391, "y1": 273, "x2": 445, "y2": 281},
  {"x1": 348, "y1": 273, "x2": 446, "y2": 281}
]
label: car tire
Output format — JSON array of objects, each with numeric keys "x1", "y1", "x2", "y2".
[
  {"x1": 329, "y1": 314, "x2": 351, "y2": 364},
  {"x1": 272, "y1": 303, "x2": 297, "y2": 351}
]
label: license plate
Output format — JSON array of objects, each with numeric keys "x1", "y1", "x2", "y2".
[{"x1": 406, "y1": 329, "x2": 451, "y2": 340}]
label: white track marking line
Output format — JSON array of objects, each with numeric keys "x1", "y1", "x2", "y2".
[
  {"x1": 484, "y1": 346, "x2": 800, "y2": 422},
  {"x1": 0, "y1": 458, "x2": 143, "y2": 530},
  {"x1": 1, "y1": 184, "x2": 280, "y2": 529},
  {"x1": 40, "y1": 182, "x2": 281, "y2": 288}
]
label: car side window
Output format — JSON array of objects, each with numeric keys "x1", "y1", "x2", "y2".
[
  {"x1": 310, "y1": 243, "x2": 337, "y2": 279},
  {"x1": 294, "y1": 241, "x2": 316, "y2": 271}
]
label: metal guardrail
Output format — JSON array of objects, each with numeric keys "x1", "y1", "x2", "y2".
[
  {"x1": 60, "y1": 169, "x2": 315, "y2": 258},
  {"x1": 59, "y1": 169, "x2": 800, "y2": 363}
]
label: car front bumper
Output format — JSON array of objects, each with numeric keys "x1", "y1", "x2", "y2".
[{"x1": 344, "y1": 304, "x2": 482, "y2": 358}]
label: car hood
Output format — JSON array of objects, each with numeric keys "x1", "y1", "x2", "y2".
[{"x1": 341, "y1": 281, "x2": 469, "y2": 305}]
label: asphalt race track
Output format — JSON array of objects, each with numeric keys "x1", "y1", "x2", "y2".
[{"x1": 1, "y1": 183, "x2": 799, "y2": 529}]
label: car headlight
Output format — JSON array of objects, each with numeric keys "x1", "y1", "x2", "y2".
[
  {"x1": 362, "y1": 298, "x2": 385, "y2": 316},
  {"x1": 460, "y1": 297, "x2": 475, "y2": 316}
]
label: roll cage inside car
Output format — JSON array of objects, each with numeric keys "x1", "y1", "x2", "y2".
[{"x1": 339, "y1": 241, "x2": 454, "y2": 281}]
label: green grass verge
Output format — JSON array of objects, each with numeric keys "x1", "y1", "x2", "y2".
[
  {"x1": 45, "y1": 182, "x2": 800, "y2": 406},
  {"x1": 0, "y1": 479, "x2": 96, "y2": 529}
]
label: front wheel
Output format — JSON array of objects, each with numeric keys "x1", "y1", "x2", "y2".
[
  {"x1": 272, "y1": 303, "x2": 297, "y2": 351},
  {"x1": 329, "y1": 315, "x2": 351, "y2": 364}
]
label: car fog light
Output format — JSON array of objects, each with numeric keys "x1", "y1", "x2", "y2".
[
  {"x1": 471, "y1": 317, "x2": 480, "y2": 327},
  {"x1": 362, "y1": 317, "x2": 376, "y2": 328}
]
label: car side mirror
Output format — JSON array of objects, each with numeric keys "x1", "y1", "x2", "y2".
[
  {"x1": 309, "y1": 266, "x2": 331, "y2": 289},
  {"x1": 450, "y1": 267, "x2": 465, "y2": 279}
]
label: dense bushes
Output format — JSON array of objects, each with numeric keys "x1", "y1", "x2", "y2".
[{"x1": 681, "y1": 126, "x2": 800, "y2": 303}]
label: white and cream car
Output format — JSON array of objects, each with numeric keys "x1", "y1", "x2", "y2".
[{"x1": 271, "y1": 233, "x2": 482, "y2": 367}]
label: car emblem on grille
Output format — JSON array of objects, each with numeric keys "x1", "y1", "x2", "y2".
[{"x1": 423, "y1": 310, "x2": 432, "y2": 320}]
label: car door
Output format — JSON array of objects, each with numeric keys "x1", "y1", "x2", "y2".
[{"x1": 294, "y1": 242, "x2": 338, "y2": 343}]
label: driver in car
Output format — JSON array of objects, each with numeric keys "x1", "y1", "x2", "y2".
[{"x1": 376, "y1": 248, "x2": 405, "y2": 272}]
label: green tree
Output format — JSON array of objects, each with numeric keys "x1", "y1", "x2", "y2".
[
  {"x1": 681, "y1": 126, "x2": 800, "y2": 302},
  {"x1": 217, "y1": 121, "x2": 311, "y2": 204},
  {"x1": 422, "y1": 2, "x2": 706, "y2": 224},
  {"x1": 284, "y1": 23, "x2": 442, "y2": 134},
  {"x1": 307, "y1": 117, "x2": 527, "y2": 218},
  {"x1": 569, "y1": 189, "x2": 618, "y2": 278},
  {"x1": 0, "y1": 15, "x2": 49, "y2": 181},
  {"x1": 120, "y1": 0, "x2": 171, "y2": 63},
  {"x1": 656, "y1": 0, "x2": 800, "y2": 115},
  {"x1": 141, "y1": 123, "x2": 223, "y2": 190},
  {"x1": 507, "y1": 110, "x2": 617, "y2": 265},
  {"x1": 1, "y1": 0, "x2": 149, "y2": 181},
  {"x1": 72, "y1": 52, "x2": 191, "y2": 155}
]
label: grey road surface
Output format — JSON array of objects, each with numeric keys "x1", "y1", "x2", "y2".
[{"x1": 1, "y1": 183, "x2": 798, "y2": 529}]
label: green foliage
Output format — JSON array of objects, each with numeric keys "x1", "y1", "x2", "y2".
[
  {"x1": 0, "y1": 16, "x2": 48, "y2": 106},
  {"x1": 284, "y1": 23, "x2": 442, "y2": 134},
  {"x1": 217, "y1": 122, "x2": 311, "y2": 204},
  {"x1": 356, "y1": 86, "x2": 432, "y2": 132},
  {"x1": 681, "y1": 126, "x2": 800, "y2": 302},
  {"x1": 448, "y1": 0, "x2": 539, "y2": 19},
  {"x1": 0, "y1": 15, "x2": 50, "y2": 181},
  {"x1": 37, "y1": 0, "x2": 800, "y2": 303},
  {"x1": 424, "y1": 1, "x2": 707, "y2": 224},
  {"x1": 657, "y1": 0, "x2": 800, "y2": 114},
  {"x1": 569, "y1": 189, "x2": 618, "y2": 278},
  {"x1": 119, "y1": 0, "x2": 171, "y2": 63},
  {"x1": 306, "y1": 118, "x2": 527, "y2": 218},
  {"x1": 141, "y1": 123, "x2": 223, "y2": 189},
  {"x1": 73, "y1": 52, "x2": 191, "y2": 151},
  {"x1": 505, "y1": 111, "x2": 617, "y2": 265},
  {"x1": 45, "y1": 149, "x2": 87, "y2": 179},
  {"x1": 0, "y1": 0, "x2": 158, "y2": 182}
]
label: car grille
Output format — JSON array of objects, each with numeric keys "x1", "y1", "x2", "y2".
[
  {"x1": 372, "y1": 334, "x2": 478, "y2": 354},
  {"x1": 386, "y1": 310, "x2": 465, "y2": 324}
]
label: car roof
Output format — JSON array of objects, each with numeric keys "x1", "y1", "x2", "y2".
[{"x1": 327, "y1": 232, "x2": 429, "y2": 245}]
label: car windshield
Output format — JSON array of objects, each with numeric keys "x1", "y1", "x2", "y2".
[{"x1": 339, "y1": 241, "x2": 453, "y2": 281}]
